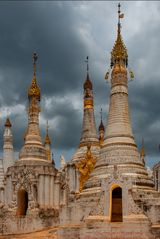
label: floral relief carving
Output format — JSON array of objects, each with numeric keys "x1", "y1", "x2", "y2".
[
  {"x1": 128, "y1": 192, "x2": 144, "y2": 215},
  {"x1": 89, "y1": 192, "x2": 105, "y2": 216}
]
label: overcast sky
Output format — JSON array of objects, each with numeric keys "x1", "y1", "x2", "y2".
[{"x1": 0, "y1": 1, "x2": 160, "y2": 168}]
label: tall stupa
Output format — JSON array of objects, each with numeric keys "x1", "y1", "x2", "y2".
[
  {"x1": 59, "y1": 4, "x2": 159, "y2": 239},
  {"x1": 19, "y1": 53, "x2": 47, "y2": 162},
  {"x1": 72, "y1": 56, "x2": 100, "y2": 163},
  {"x1": 88, "y1": 3, "x2": 153, "y2": 189},
  {"x1": 1, "y1": 53, "x2": 59, "y2": 235}
]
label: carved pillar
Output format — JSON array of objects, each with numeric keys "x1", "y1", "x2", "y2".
[
  {"x1": 103, "y1": 181, "x2": 110, "y2": 218},
  {"x1": 122, "y1": 186, "x2": 128, "y2": 216},
  {"x1": 60, "y1": 187, "x2": 63, "y2": 206},
  {"x1": 70, "y1": 166, "x2": 75, "y2": 193},
  {"x1": 38, "y1": 175, "x2": 44, "y2": 207},
  {"x1": 68, "y1": 166, "x2": 72, "y2": 191},
  {"x1": 63, "y1": 187, "x2": 68, "y2": 205},
  {"x1": 75, "y1": 169, "x2": 80, "y2": 193},
  {"x1": 10, "y1": 178, "x2": 13, "y2": 204},
  {"x1": 158, "y1": 170, "x2": 160, "y2": 191},
  {"x1": 54, "y1": 182, "x2": 60, "y2": 208},
  {"x1": 50, "y1": 175, "x2": 54, "y2": 207},
  {"x1": 5, "y1": 177, "x2": 9, "y2": 205},
  {"x1": 0, "y1": 189, "x2": 4, "y2": 203},
  {"x1": 44, "y1": 175, "x2": 50, "y2": 207}
]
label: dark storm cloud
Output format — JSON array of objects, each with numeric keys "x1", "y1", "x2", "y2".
[
  {"x1": 125, "y1": 2, "x2": 160, "y2": 163},
  {"x1": 40, "y1": 94, "x2": 82, "y2": 150},
  {"x1": 129, "y1": 81, "x2": 160, "y2": 155},
  {"x1": 0, "y1": 1, "x2": 87, "y2": 105},
  {"x1": 0, "y1": 1, "x2": 160, "y2": 167},
  {"x1": 0, "y1": 1, "x2": 89, "y2": 156}
]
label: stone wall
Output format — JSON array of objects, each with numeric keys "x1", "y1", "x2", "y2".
[{"x1": 0, "y1": 207, "x2": 59, "y2": 235}]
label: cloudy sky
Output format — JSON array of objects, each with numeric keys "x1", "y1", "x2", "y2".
[{"x1": 0, "y1": 1, "x2": 160, "y2": 168}]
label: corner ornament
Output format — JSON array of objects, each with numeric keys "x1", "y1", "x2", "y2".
[{"x1": 76, "y1": 145, "x2": 96, "y2": 192}]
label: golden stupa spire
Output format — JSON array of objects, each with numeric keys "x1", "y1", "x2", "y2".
[
  {"x1": 45, "y1": 120, "x2": 51, "y2": 145},
  {"x1": 99, "y1": 108, "x2": 104, "y2": 132},
  {"x1": 28, "y1": 52, "x2": 41, "y2": 100},
  {"x1": 84, "y1": 56, "x2": 92, "y2": 90},
  {"x1": 111, "y1": 3, "x2": 128, "y2": 68},
  {"x1": 99, "y1": 108, "x2": 105, "y2": 146},
  {"x1": 5, "y1": 117, "x2": 12, "y2": 128},
  {"x1": 44, "y1": 120, "x2": 52, "y2": 161}
]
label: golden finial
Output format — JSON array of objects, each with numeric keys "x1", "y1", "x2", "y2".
[
  {"x1": 99, "y1": 108, "x2": 104, "y2": 146},
  {"x1": 118, "y1": 3, "x2": 123, "y2": 25},
  {"x1": 33, "y1": 52, "x2": 38, "y2": 76},
  {"x1": 28, "y1": 52, "x2": 41, "y2": 100},
  {"x1": 100, "y1": 108, "x2": 102, "y2": 122},
  {"x1": 45, "y1": 120, "x2": 51, "y2": 145},
  {"x1": 99, "y1": 108, "x2": 104, "y2": 131},
  {"x1": 5, "y1": 117, "x2": 12, "y2": 128},
  {"x1": 84, "y1": 56, "x2": 92, "y2": 90},
  {"x1": 85, "y1": 56, "x2": 89, "y2": 73},
  {"x1": 117, "y1": 3, "x2": 124, "y2": 34},
  {"x1": 111, "y1": 3, "x2": 128, "y2": 68}
]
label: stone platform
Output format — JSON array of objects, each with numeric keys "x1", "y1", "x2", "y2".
[
  {"x1": 0, "y1": 227, "x2": 58, "y2": 239},
  {"x1": 58, "y1": 218, "x2": 155, "y2": 239}
]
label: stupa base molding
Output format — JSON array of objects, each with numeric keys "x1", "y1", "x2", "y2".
[{"x1": 58, "y1": 218, "x2": 154, "y2": 239}]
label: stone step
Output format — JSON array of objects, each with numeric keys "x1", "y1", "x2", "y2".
[{"x1": 0, "y1": 227, "x2": 58, "y2": 239}]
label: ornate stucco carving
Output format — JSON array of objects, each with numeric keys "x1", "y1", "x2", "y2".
[
  {"x1": 89, "y1": 191, "x2": 105, "y2": 216},
  {"x1": 128, "y1": 191, "x2": 144, "y2": 215},
  {"x1": 76, "y1": 145, "x2": 96, "y2": 192}
]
